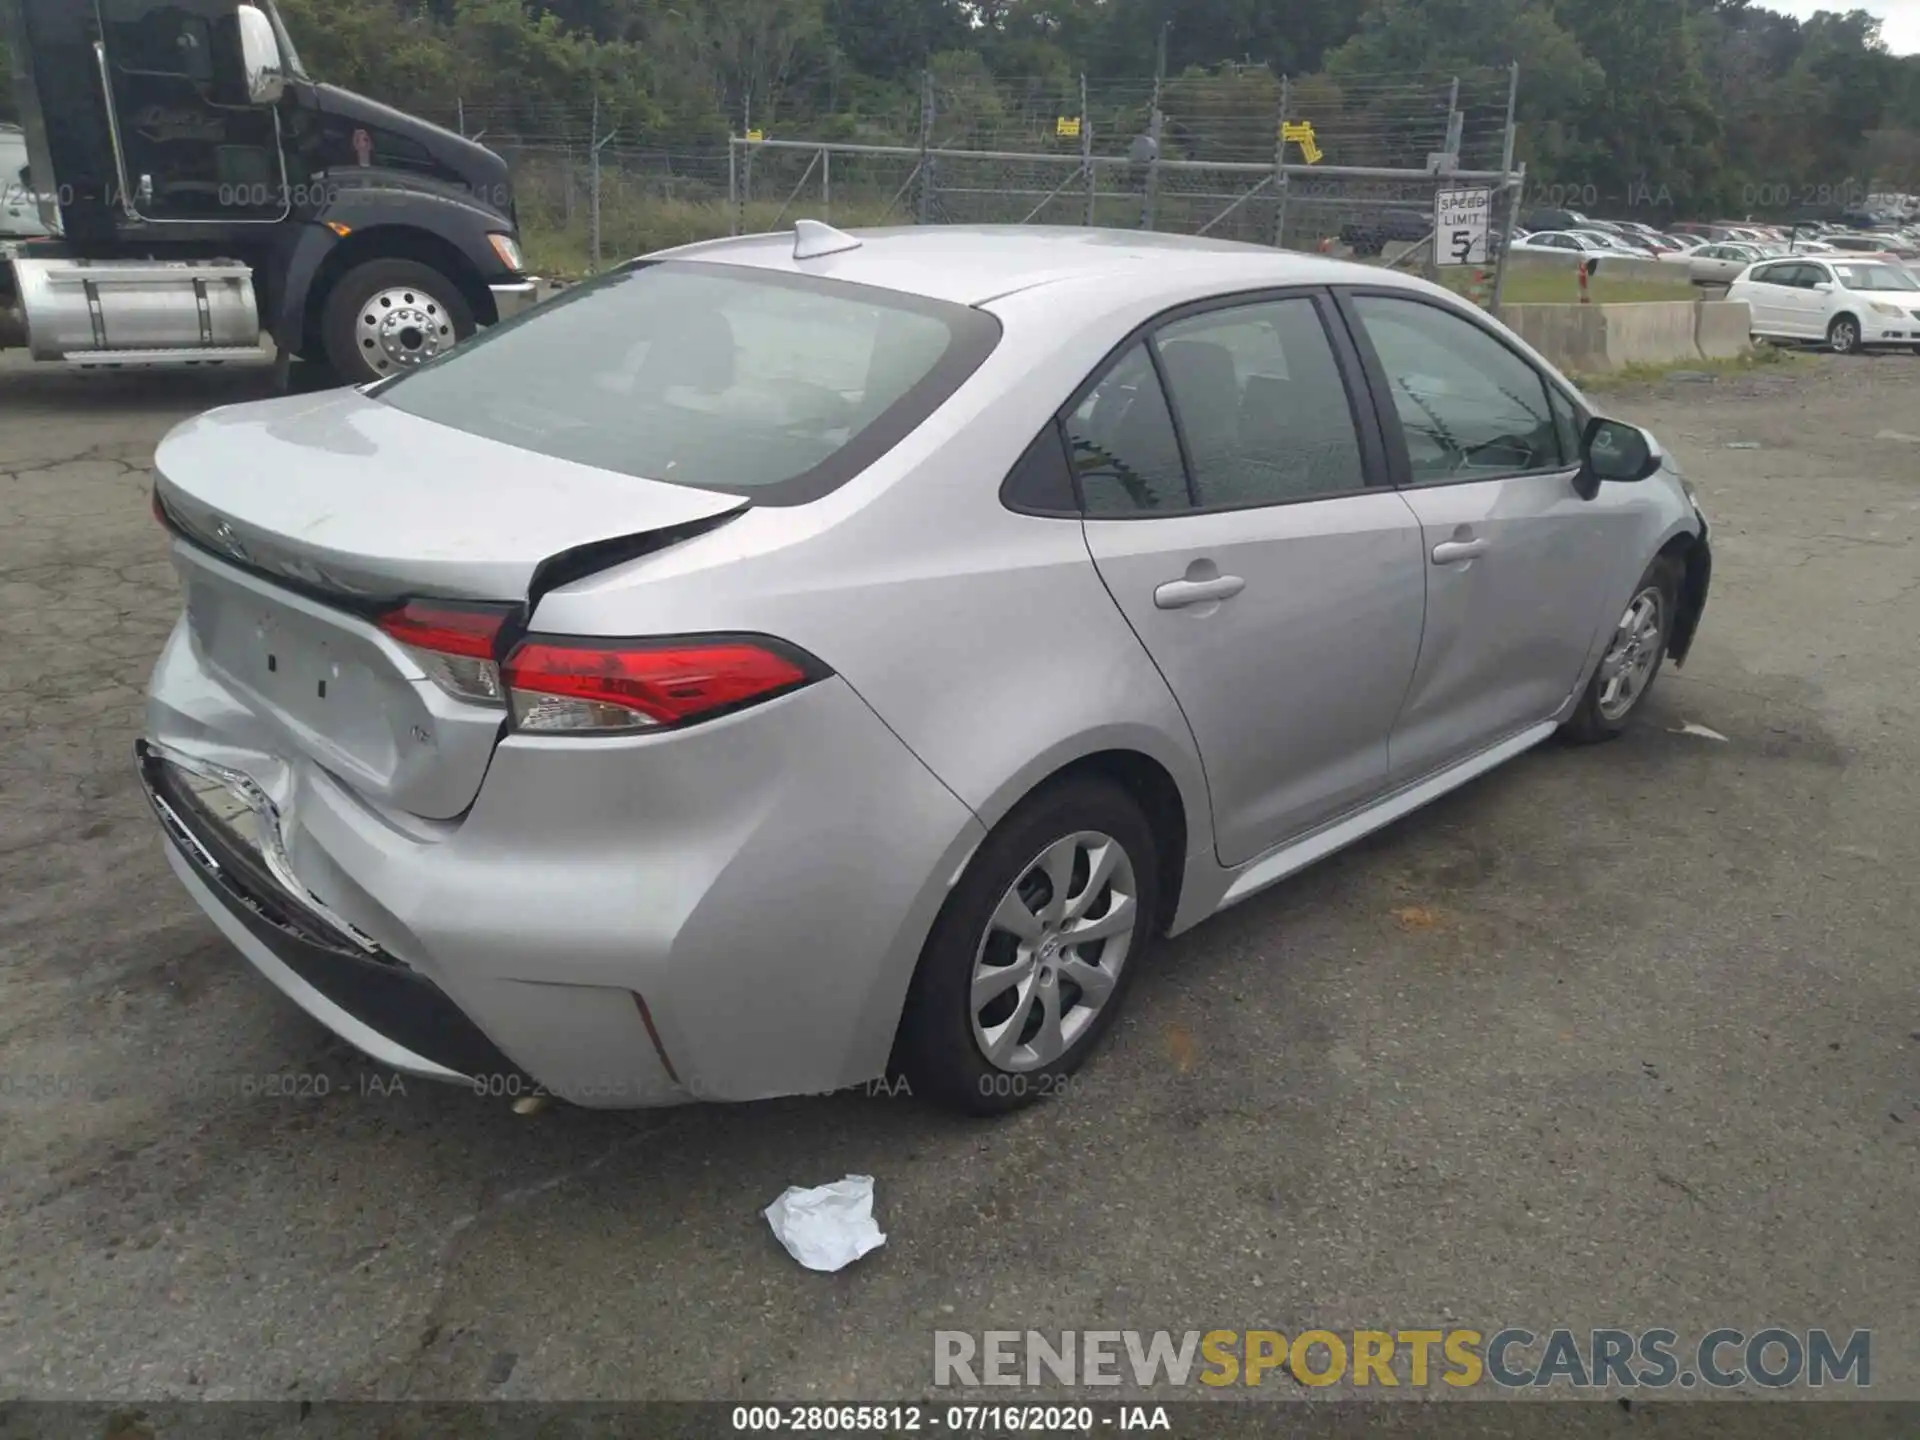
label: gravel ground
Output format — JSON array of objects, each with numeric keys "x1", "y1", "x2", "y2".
[{"x1": 0, "y1": 350, "x2": 1915, "y2": 1407}]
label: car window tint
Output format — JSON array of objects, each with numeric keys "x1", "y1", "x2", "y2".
[
  {"x1": 1065, "y1": 343, "x2": 1192, "y2": 516},
  {"x1": 1549, "y1": 385, "x2": 1583, "y2": 465},
  {"x1": 376, "y1": 261, "x2": 995, "y2": 503},
  {"x1": 1001, "y1": 421, "x2": 1078, "y2": 513},
  {"x1": 1350, "y1": 294, "x2": 1565, "y2": 481},
  {"x1": 1153, "y1": 298, "x2": 1367, "y2": 507}
]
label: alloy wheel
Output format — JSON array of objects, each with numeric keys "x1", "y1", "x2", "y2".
[
  {"x1": 1596, "y1": 587, "x2": 1665, "y2": 722},
  {"x1": 969, "y1": 831, "x2": 1140, "y2": 1072},
  {"x1": 359, "y1": 286, "x2": 457, "y2": 373}
]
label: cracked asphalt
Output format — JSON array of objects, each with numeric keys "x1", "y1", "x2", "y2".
[{"x1": 0, "y1": 350, "x2": 1916, "y2": 1405}]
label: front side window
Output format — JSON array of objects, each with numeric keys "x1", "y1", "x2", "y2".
[
  {"x1": 377, "y1": 261, "x2": 1000, "y2": 505},
  {"x1": 1152, "y1": 297, "x2": 1368, "y2": 507},
  {"x1": 1065, "y1": 343, "x2": 1191, "y2": 516},
  {"x1": 1348, "y1": 294, "x2": 1565, "y2": 484}
]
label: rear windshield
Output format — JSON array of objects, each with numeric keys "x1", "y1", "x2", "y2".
[{"x1": 375, "y1": 261, "x2": 1000, "y2": 505}]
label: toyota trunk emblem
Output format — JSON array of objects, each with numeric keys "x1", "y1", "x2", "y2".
[{"x1": 211, "y1": 520, "x2": 249, "y2": 563}]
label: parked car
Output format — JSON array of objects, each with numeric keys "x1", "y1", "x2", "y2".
[
  {"x1": 1340, "y1": 209, "x2": 1432, "y2": 257},
  {"x1": 1564, "y1": 229, "x2": 1640, "y2": 253},
  {"x1": 1510, "y1": 230, "x2": 1617, "y2": 262},
  {"x1": 1689, "y1": 242, "x2": 1768, "y2": 284},
  {"x1": 138, "y1": 224, "x2": 1712, "y2": 1114},
  {"x1": 1638, "y1": 232, "x2": 1691, "y2": 254},
  {"x1": 1522, "y1": 207, "x2": 1592, "y2": 233},
  {"x1": 1657, "y1": 238, "x2": 1707, "y2": 266},
  {"x1": 1730, "y1": 255, "x2": 1920, "y2": 353}
]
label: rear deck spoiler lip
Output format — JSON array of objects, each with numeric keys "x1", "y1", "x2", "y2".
[{"x1": 153, "y1": 479, "x2": 751, "y2": 624}]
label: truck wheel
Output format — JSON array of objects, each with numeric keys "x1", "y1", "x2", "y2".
[{"x1": 321, "y1": 259, "x2": 474, "y2": 385}]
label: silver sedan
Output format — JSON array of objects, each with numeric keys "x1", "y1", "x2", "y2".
[{"x1": 141, "y1": 224, "x2": 1711, "y2": 1114}]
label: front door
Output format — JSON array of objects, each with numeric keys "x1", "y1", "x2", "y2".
[
  {"x1": 1074, "y1": 292, "x2": 1427, "y2": 867},
  {"x1": 96, "y1": 0, "x2": 287, "y2": 222},
  {"x1": 1338, "y1": 291, "x2": 1633, "y2": 783}
]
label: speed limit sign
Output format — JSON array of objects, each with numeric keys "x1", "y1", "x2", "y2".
[{"x1": 1434, "y1": 187, "x2": 1492, "y2": 267}]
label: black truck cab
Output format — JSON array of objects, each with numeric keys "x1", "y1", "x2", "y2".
[{"x1": 1, "y1": 0, "x2": 535, "y2": 380}]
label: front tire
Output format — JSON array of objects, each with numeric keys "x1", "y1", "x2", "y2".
[
  {"x1": 1562, "y1": 556, "x2": 1681, "y2": 744},
  {"x1": 1827, "y1": 314, "x2": 1863, "y2": 355},
  {"x1": 896, "y1": 777, "x2": 1160, "y2": 1116},
  {"x1": 321, "y1": 258, "x2": 475, "y2": 385}
]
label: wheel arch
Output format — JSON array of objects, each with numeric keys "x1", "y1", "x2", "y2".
[
  {"x1": 964, "y1": 728, "x2": 1212, "y2": 941},
  {"x1": 300, "y1": 225, "x2": 496, "y2": 358}
]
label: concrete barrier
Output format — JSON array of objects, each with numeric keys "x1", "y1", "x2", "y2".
[
  {"x1": 1502, "y1": 303, "x2": 1610, "y2": 372},
  {"x1": 1604, "y1": 302, "x2": 1703, "y2": 366},
  {"x1": 1501, "y1": 299, "x2": 1751, "y2": 372},
  {"x1": 1695, "y1": 299, "x2": 1754, "y2": 359}
]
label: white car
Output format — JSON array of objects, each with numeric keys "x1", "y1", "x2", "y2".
[
  {"x1": 1509, "y1": 231, "x2": 1615, "y2": 258},
  {"x1": 1728, "y1": 256, "x2": 1920, "y2": 353},
  {"x1": 1688, "y1": 243, "x2": 1767, "y2": 284},
  {"x1": 1570, "y1": 229, "x2": 1652, "y2": 254}
]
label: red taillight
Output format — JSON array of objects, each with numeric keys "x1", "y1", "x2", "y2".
[
  {"x1": 377, "y1": 601, "x2": 511, "y2": 706},
  {"x1": 502, "y1": 637, "x2": 819, "y2": 733}
]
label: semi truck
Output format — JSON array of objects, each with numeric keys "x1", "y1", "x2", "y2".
[{"x1": 0, "y1": 0, "x2": 535, "y2": 383}]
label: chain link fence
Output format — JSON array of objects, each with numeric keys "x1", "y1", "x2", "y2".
[{"x1": 447, "y1": 66, "x2": 1526, "y2": 308}]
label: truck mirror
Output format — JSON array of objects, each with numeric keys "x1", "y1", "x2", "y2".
[{"x1": 236, "y1": 4, "x2": 286, "y2": 105}]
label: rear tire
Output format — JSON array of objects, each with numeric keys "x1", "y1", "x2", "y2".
[
  {"x1": 1562, "y1": 556, "x2": 1682, "y2": 745},
  {"x1": 321, "y1": 258, "x2": 475, "y2": 386},
  {"x1": 896, "y1": 777, "x2": 1160, "y2": 1116}
]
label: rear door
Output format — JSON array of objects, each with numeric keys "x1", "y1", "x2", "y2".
[
  {"x1": 1337, "y1": 290, "x2": 1632, "y2": 783},
  {"x1": 1075, "y1": 290, "x2": 1427, "y2": 866}
]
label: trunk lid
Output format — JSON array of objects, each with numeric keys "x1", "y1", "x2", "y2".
[{"x1": 153, "y1": 388, "x2": 747, "y2": 820}]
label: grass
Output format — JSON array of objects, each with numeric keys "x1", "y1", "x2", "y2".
[{"x1": 1445, "y1": 269, "x2": 1699, "y2": 306}]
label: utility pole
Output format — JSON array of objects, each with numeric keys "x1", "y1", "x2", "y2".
[
  {"x1": 1141, "y1": 20, "x2": 1169, "y2": 230},
  {"x1": 1272, "y1": 74, "x2": 1291, "y2": 249},
  {"x1": 918, "y1": 69, "x2": 935, "y2": 224},
  {"x1": 1082, "y1": 73, "x2": 1096, "y2": 226},
  {"x1": 1490, "y1": 62, "x2": 1522, "y2": 317}
]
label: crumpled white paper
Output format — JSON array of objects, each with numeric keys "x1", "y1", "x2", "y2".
[{"x1": 763, "y1": 1174, "x2": 887, "y2": 1272}]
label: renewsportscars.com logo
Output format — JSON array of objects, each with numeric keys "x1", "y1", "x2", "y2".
[{"x1": 932, "y1": 1328, "x2": 1872, "y2": 1391}]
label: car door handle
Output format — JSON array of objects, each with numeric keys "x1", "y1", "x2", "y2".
[
  {"x1": 1431, "y1": 539, "x2": 1489, "y2": 566},
  {"x1": 1154, "y1": 575, "x2": 1246, "y2": 609}
]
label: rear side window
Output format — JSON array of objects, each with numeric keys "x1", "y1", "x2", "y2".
[
  {"x1": 1153, "y1": 297, "x2": 1368, "y2": 507},
  {"x1": 1065, "y1": 343, "x2": 1192, "y2": 515},
  {"x1": 376, "y1": 261, "x2": 1000, "y2": 506}
]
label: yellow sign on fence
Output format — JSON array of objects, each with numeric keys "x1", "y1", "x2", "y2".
[
  {"x1": 1281, "y1": 121, "x2": 1324, "y2": 164},
  {"x1": 745, "y1": 128, "x2": 765, "y2": 142},
  {"x1": 1056, "y1": 116, "x2": 1083, "y2": 139}
]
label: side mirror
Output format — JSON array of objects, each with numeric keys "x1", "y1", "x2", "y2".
[
  {"x1": 1573, "y1": 417, "x2": 1661, "y2": 500},
  {"x1": 236, "y1": 4, "x2": 286, "y2": 105}
]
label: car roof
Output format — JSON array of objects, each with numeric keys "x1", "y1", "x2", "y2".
[{"x1": 648, "y1": 224, "x2": 1418, "y2": 308}]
